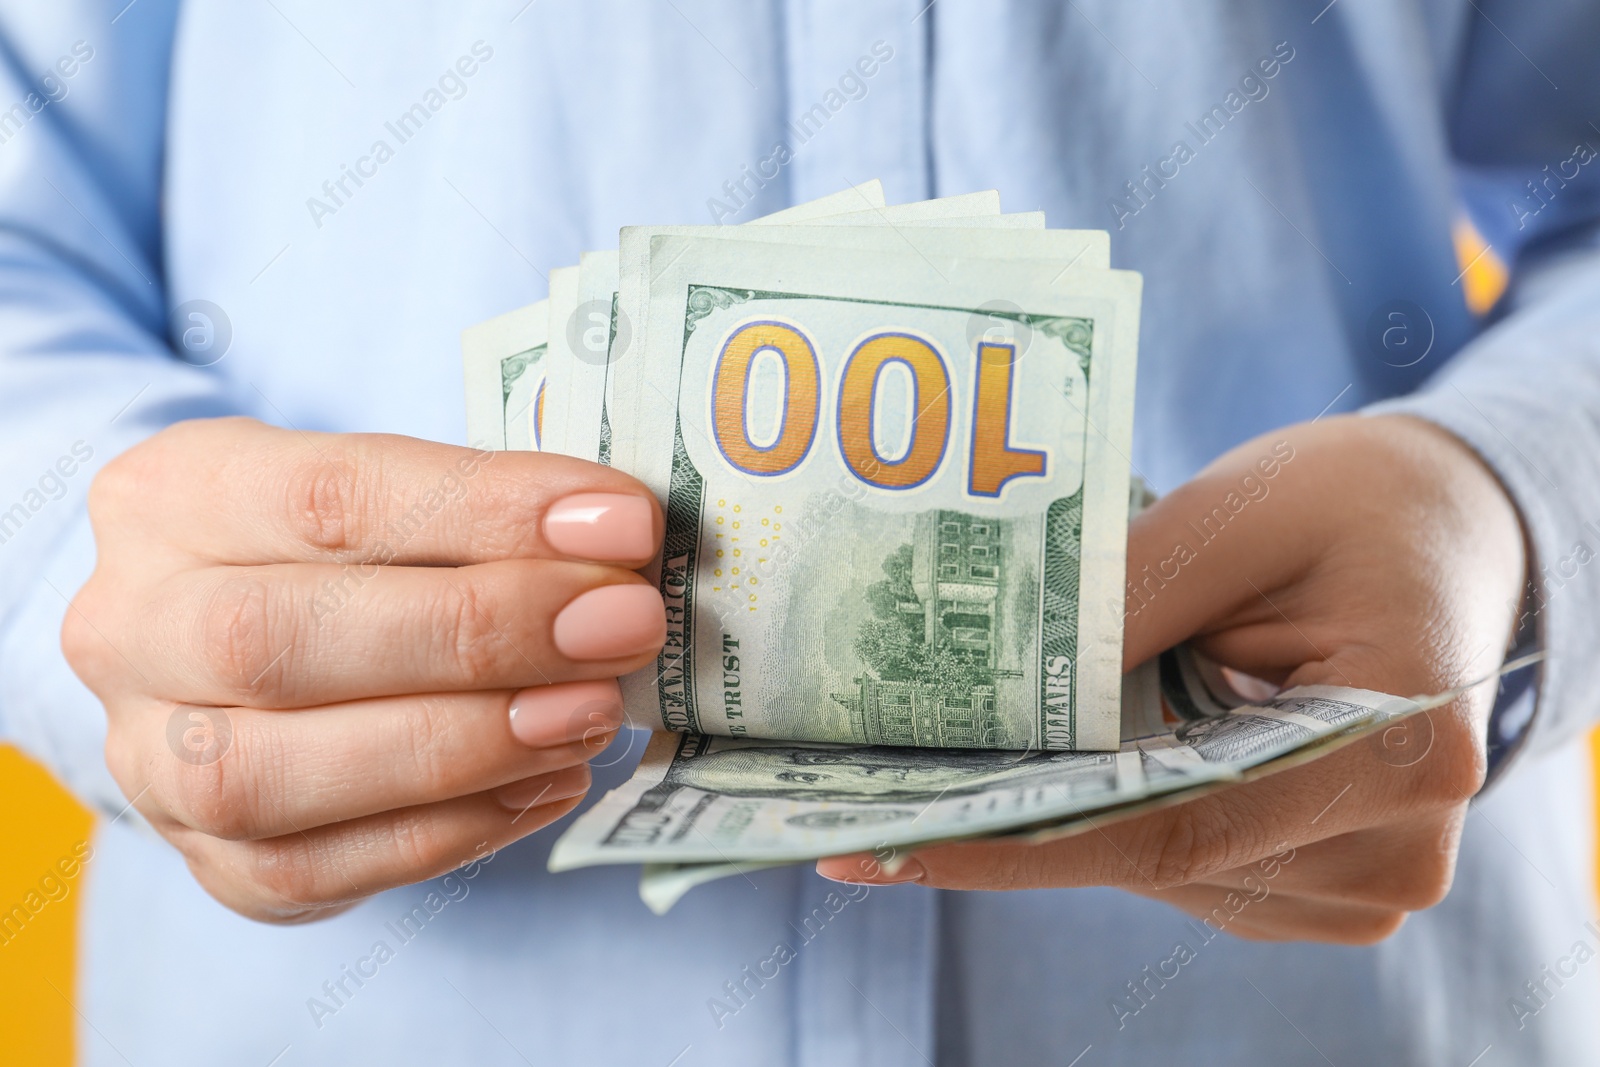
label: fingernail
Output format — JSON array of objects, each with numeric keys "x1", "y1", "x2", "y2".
[
  {"x1": 553, "y1": 584, "x2": 666, "y2": 661},
  {"x1": 494, "y1": 765, "x2": 590, "y2": 811},
  {"x1": 817, "y1": 856, "x2": 926, "y2": 885},
  {"x1": 544, "y1": 493, "x2": 656, "y2": 561},
  {"x1": 508, "y1": 679, "x2": 623, "y2": 749}
]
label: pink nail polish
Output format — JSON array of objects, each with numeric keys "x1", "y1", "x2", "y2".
[
  {"x1": 544, "y1": 493, "x2": 655, "y2": 561},
  {"x1": 494, "y1": 765, "x2": 590, "y2": 811},
  {"x1": 508, "y1": 679, "x2": 623, "y2": 749},
  {"x1": 553, "y1": 585, "x2": 666, "y2": 661},
  {"x1": 817, "y1": 856, "x2": 926, "y2": 885}
]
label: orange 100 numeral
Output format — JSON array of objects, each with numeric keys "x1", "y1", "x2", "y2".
[{"x1": 709, "y1": 321, "x2": 1049, "y2": 498}]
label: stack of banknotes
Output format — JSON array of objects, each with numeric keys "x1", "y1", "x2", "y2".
[{"x1": 462, "y1": 181, "x2": 1430, "y2": 912}]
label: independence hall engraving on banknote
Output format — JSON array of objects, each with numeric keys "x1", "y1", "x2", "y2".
[{"x1": 835, "y1": 510, "x2": 1022, "y2": 747}]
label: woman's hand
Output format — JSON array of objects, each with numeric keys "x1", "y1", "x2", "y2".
[
  {"x1": 64, "y1": 417, "x2": 667, "y2": 923},
  {"x1": 819, "y1": 414, "x2": 1526, "y2": 944}
]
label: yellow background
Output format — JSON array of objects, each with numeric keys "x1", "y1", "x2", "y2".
[{"x1": 0, "y1": 745, "x2": 94, "y2": 1065}]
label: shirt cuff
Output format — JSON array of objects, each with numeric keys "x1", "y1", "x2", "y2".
[{"x1": 0, "y1": 505, "x2": 128, "y2": 818}]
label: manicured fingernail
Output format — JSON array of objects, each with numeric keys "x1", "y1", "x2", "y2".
[
  {"x1": 544, "y1": 493, "x2": 656, "y2": 561},
  {"x1": 817, "y1": 856, "x2": 926, "y2": 885},
  {"x1": 553, "y1": 584, "x2": 666, "y2": 661},
  {"x1": 508, "y1": 679, "x2": 623, "y2": 749},
  {"x1": 494, "y1": 765, "x2": 590, "y2": 811}
]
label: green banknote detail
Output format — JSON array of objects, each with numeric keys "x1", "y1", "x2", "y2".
[
  {"x1": 549, "y1": 677, "x2": 1423, "y2": 879},
  {"x1": 500, "y1": 342, "x2": 547, "y2": 451}
]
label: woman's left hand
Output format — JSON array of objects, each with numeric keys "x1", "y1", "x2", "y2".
[{"x1": 817, "y1": 414, "x2": 1526, "y2": 944}]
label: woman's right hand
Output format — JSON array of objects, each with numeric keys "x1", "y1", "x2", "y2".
[{"x1": 62, "y1": 417, "x2": 666, "y2": 922}]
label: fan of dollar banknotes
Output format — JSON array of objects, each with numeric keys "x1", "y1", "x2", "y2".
[{"x1": 461, "y1": 180, "x2": 1456, "y2": 913}]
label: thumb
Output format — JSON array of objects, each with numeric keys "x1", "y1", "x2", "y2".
[{"x1": 1120, "y1": 440, "x2": 1313, "y2": 671}]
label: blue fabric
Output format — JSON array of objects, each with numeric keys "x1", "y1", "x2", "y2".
[{"x1": 3, "y1": 2, "x2": 1600, "y2": 1063}]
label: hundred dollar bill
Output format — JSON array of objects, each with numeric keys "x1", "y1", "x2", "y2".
[
  {"x1": 549, "y1": 683, "x2": 1419, "y2": 877},
  {"x1": 817, "y1": 188, "x2": 1000, "y2": 221},
  {"x1": 637, "y1": 860, "x2": 787, "y2": 914},
  {"x1": 747, "y1": 178, "x2": 886, "y2": 222},
  {"x1": 552, "y1": 215, "x2": 1076, "y2": 464},
  {"x1": 535, "y1": 250, "x2": 619, "y2": 465},
  {"x1": 540, "y1": 183, "x2": 892, "y2": 463},
  {"x1": 812, "y1": 209, "x2": 1049, "y2": 229},
  {"x1": 609, "y1": 191, "x2": 1014, "y2": 442},
  {"x1": 634, "y1": 649, "x2": 1164, "y2": 913},
  {"x1": 616, "y1": 239, "x2": 1140, "y2": 751},
  {"x1": 538, "y1": 266, "x2": 582, "y2": 450},
  {"x1": 461, "y1": 299, "x2": 548, "y2": 451},
  {"x1": 548, "y1": 189, "x2": 1017, "y2": 465},
  {"x1": 628, "y1": 690, "x2": 1422, "y2": 911},
  {"x1": 461, "y1": 184, "x2": 992, "y2": 461},
  {"x1": 627, "y1": 646, "x2": 1545, "y2": 911}
]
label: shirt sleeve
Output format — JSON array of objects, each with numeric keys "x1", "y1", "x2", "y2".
[
  {"x1": 0, "y1": 2, "x2": 239, "y2": 816},
  {"x1": 1367, "y1": 0, "x2": 1600, "y2": 764}
]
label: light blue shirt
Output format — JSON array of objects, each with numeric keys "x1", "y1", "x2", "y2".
[{"x1": 3, "y1": 2, "x2": 1600, "y2": 1063}]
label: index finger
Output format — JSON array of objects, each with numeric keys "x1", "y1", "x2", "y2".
[
  {"x1": 816, "y1": 719, "x2": 1479, "y2": 891},
  {"x1": 94, "y1": 417, "x2": 662, "y2": 567}
]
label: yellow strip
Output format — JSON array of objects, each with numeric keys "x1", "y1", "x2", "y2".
[
  {"x1": 1452, "y1": 216, "x2": 1510, "y2": 315},
  {"x1": 0, "y1": 744, "x2": 92, "y2": 1066},
  {"x1": 1592, "y1": 729, "x2": 1600, "y2": 908}
]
